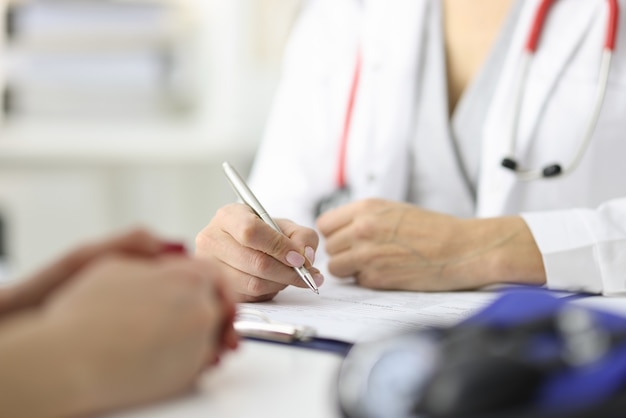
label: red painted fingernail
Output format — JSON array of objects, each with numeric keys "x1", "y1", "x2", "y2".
[{"x1": 162, "y1": 242, "x2": 187, "y2": 254}]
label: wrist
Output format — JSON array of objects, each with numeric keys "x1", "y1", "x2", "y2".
[
  {"x1": 0, "y1": 311, "x2": 102, "y2": 418},
  {"x1": 449, "y1": 216, "x2": 546, "y2": 289}
]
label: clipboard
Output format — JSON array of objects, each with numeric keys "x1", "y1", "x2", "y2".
[{"x1": 235, "y1": 309, "x2": 353, "y2": 356}]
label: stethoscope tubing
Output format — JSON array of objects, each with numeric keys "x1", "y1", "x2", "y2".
[
  {"x1": 334, "y1": 0, "x2": 620, "y2": 188},
  {"x1": 335, "y1": 49, "x2": 362, "y2": 190},
  {"x1": 503, "y1": 0, "x2": 619, "y2": 181}
]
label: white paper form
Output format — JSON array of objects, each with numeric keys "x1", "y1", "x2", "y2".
[
  {"x1": 574, "y1": 295, "x2": 626, "y2": 316},
  {"x1": 239, "y1": 279, "x2": 499, "y2": 343}
]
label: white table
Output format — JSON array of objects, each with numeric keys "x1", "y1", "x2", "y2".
[
  {"x1": 107, "y1": 340, "x2": 345, "y2": 418},
  {"x1": 100, "y1": 293, "x2": 626, "y2": 418}
]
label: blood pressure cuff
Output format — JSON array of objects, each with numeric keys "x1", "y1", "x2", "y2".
[
  {"x1": 422, "y1": 290, "x2": 626, "y2": 418},
  {"x1": 337, "y1": 290, "x2": 626, "y2": 418}
]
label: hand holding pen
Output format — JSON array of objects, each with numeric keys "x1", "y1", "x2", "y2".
[
  {"x1": 194, "y1": 162, "x2": 324, "y2": 302},
  {"x1": 222, "y1": 161, "x2": 320, "y2": 294}
]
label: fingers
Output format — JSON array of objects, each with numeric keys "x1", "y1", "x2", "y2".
[
  {"x1": 22, "y1": 228, "x2": 173, "y2": 286},
  {"x1": 81, "y1": 228, "x2": 173, "y2": 258},
  {"x1": 316, "y1": 202, "x2": 362, "y2": 275},
  {"x1": 198, "y1": 220, "x2": 306, "y2": 293},
  {"x1": 204, "y1": 264, "x2": 239, "y2": 353},
  {"x1": 196, "y1": 204, "x2": 323, "y2": 301},
  {"x1": 321, "y1": 220, "x2": 356, "y2": 257},
  {"x1": 44, "y1": 254, "x2": 239, "y2": 406},
  {"x1": 316, "y1": 200, "x2": 368, "y2": 259},
  {"x1": 220, "y1": 205, "x2": 313, "y2": 268},
  {"x1": 316, "y1": 200, "x2": 360, "y2": 236},
  {"x1": 1, "y1": 228, "x2": 181, "y2": 315},
  {"x1": 276, "y1": 219, "x2": 320, "y2": 266},
  {"x1": 183, "y1": 258, "x2": 238, "y2": 367},
  {"x1": 317, "y1": 198, "x2": 387, "y2": 238},
  {"x1": 135, "y1": 256, "x2": 238, "y2": 370},
  {"x1": 317, "y1": 199, "x2": 392, "y2": 281},
  {"x1": 59, "y1": 228, "x2": 179, "y2": 272},
  {"x1": 326, "y1": 248, "x2": 361, "y2": 279}
]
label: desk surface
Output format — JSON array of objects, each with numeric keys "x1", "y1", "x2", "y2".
[
  {"x1": 107, "y1": 340, "x2": 345, "y2": 418},
  {"x1": 101, "y1": 294, "x2": 626, "y2": 418}
]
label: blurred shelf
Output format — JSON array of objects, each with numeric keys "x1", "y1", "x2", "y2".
[{"x1": 0, "y1": 120, "x2": 259, "y2": 167}]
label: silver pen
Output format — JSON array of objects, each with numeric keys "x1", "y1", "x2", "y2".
[{"x1": 222, "y1": 161, "x2": 319, "y2": 294}]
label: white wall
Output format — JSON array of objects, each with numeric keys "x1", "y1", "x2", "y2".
[{"x1": 0, "y1": 0, "x2": 301, "y2": 281}]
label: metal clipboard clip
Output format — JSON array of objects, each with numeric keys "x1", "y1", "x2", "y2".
[{"x1": 235, "y1": 308, "x2": 317, "y2": 343}]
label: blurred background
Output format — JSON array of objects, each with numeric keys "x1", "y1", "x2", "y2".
[{"x1": 0, "y1": 0, "x2": 302, "y2": 281}]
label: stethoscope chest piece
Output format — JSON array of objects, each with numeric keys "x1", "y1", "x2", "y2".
[{"x1": 315, "y1": 186, "x2": 352, "y2": 217}]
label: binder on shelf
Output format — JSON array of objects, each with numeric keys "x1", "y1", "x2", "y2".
[
  {"x1": 1, "y1": 0, "x2": 199, "y2": 121},
  {"x1": 7, "y1": 0, "x2": 184, "y2": 48}
]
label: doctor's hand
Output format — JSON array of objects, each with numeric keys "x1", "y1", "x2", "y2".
[
  {"x1": 195, "y1": 203, "x2": 324, "y2": 302},
  {"x1": 316, "y1": 198, "x2": 546, "y2": 291}
]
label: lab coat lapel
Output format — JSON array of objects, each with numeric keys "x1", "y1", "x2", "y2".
[
  {"x1": 350, "y1": 0, "x2": 429, "y2": 200},
  {"x1": 478, "y1": 0, "x2": 601, "y2": 216}
]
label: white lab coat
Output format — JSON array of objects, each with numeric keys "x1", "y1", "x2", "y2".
[{"x1": 249, "y1": 0, "x2": 626, "y2": 295}]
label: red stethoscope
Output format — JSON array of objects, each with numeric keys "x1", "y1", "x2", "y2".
[
  {"x1": 322, "y1": 0, "x2": 620, "y2": 208},
  {"x1": 502, "y1": 0, "x2": 620, "y2": 180},
  {"x1": 314, "y1": 48, "x2": 361, "y2": 216}
]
